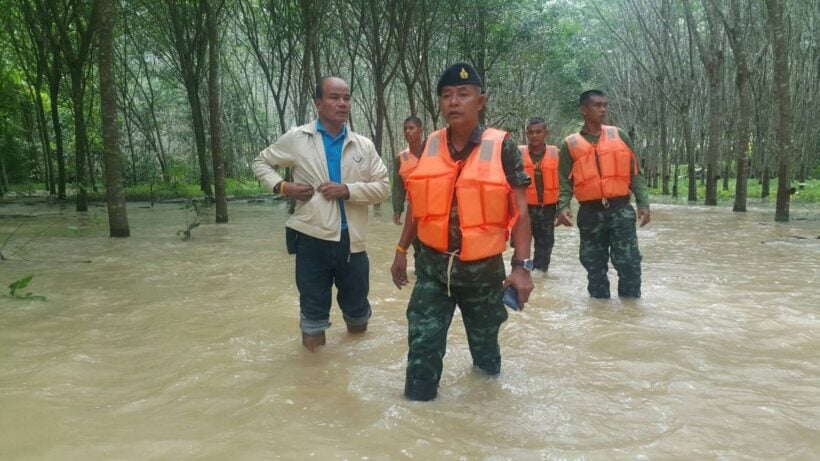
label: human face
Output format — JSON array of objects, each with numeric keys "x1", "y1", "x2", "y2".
[
  {"x1": 439, "y1": 85, "x2": 485, "y2": 129},
  {"x1": 580, "y1": 94, "x2": 608, "y2": 125},
  {"x1": 526, "y1": 123, "x2": 548, "y2": 148},
  {"x1": 314, "y1": 78, "x2": 351, "y2": 128},
  {"x1": 403, "y1": 121, "x2": 422, "y2": 144}
]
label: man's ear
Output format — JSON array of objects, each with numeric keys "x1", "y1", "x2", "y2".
[{"x1": 477, "y1": 93, "x2": 487, "y2": 111}]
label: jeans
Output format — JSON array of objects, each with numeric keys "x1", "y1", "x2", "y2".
[{"x1": 293, "y1": 229, "x2": 371, "y2": 334}]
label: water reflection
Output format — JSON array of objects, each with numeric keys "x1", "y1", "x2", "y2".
[{"x1": 0, "y1": 200, "x2": 818, "y2": 459}]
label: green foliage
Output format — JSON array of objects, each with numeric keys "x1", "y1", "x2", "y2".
[
  {"x1": 8, "y1": 275, "x2": 46, "y2": 301},
  {"x1": 650, "y1": 178, "x2": 820, "y2": 204},
  {"x1": 177, "y1": 198, "x2": 203, "y2": 241}
]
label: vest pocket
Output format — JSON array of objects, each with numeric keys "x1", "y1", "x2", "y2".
[
  {"x1": 461, "y1": 227, "x2": 505, "y2": 261},
  {"x1": 407, "y1": 180, "x2": 427, "y2": 218},
  {"x1": 457, "y1": 185, "x2": 483, "y2": 227},
  {"x1": 418, "y1": 217, "x2": 447, "y2": 251},
  {"x1": 482, "y1": 185, "x2": 508, "y2": 225}
]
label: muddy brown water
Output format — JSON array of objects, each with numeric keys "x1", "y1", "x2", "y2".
[{"x1": 1, "y1": 200, "x2": 818, "y2": 459}]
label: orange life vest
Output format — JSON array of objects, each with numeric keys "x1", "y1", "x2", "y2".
[
  {"x1": 406, "y1": 128, "x2": 516, "y2": 261},
  {"x1": 520, "y1": 145, "x2": 559, "y2": 205},
  {"x1": 396, "y1": 148, "x2": 419, "y2": 186},
  {"x1": 565, "y1": 125, "x2": 637, "y2": 202}
]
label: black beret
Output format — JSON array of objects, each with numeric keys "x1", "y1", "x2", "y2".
[{"x1": 436, "y1": 62, "x2": 483, "y2": 96}]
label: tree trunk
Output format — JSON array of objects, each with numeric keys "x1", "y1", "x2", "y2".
[
  {"x1": 49, "y1": 54, "x2": 67, "y2": 199},
  {"x1": 185, "y1": 79, "x2": 213, "y2": 198},
  {"x1": 207, "y1": 0, "x2": 228, "y2": 223},
  {"x1": 33, "y1": 88, "x2": 55, "y2": 195},
  {"x1": 69, "y1": 66, "x2": 89, "y2": 212},
  {"x1": 766, "y1": 0, "x2": 792, "y2": 222},
  {"x1": 722, "y1": 161, "x2": 730, "y2": 191},
  {"x1": 0, "y1": 154, "x2": 8, "y2": 196},
  {"x1": 703, "y1": 79, "x2": 721, "y2": 206},
  {"x1": 660, "y1": 98, "x2": 670, "y2": 195},
  {"x1": 721, "y1": 0, "x2": 751, "y2": 212},
  {"x1": 683, "y1": 111, "x2": 697, "y2": 201},
  {"x1": 99, "y1": 0, "x2": 130, "y2": 237}
]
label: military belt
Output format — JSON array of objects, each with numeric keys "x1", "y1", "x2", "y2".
[{"x1": 578, "y1": 195, "x2": 630, "y2": 210}]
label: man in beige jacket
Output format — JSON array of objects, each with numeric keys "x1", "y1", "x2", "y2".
[{"x1": 253, "y1": 76, "x2": 390, "y2": 351}]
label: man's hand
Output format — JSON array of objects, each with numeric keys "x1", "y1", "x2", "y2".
[
  {"x1": 393, "y1": 212, "x2": 402, "y2": 225},
  {"x1": 555, "y1": 209, "x2": 573, "y2": 227},
  {"x1": 503, "y1": 267, "x2": 534, "y2": 310},
  {"x1": 283, "y1": 182, "x2": 315, "y2": 201},
  {"x1": 317, "y1": 182, "x2": 350, "y2": 200},
  {"x1": 638, "y1": 208, "x2": 651, "y2": 227},
  {"x1": 390, "y1": 253, "x2": 409, "y2": 289}
]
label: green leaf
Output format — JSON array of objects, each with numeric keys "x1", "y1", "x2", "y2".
[{"x1": 9, "y1": 275, "x2": 33, "y2": 296}]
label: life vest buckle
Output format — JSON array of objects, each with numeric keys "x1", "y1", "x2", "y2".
[{"x1": 602, "y1": 198, "x2": 609, "y2": 208}]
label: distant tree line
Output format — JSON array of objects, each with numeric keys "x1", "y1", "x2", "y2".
[{"x1": 0, "y1": 0, "x2": 815, "y2": 224}]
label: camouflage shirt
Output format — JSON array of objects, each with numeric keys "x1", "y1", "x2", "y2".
[
  {"x1": 416, "y1": 125, "x2": 531, "y2": 287},
  {"x1": 557, "y1": 126, "x2": 650, "y2": 211}
]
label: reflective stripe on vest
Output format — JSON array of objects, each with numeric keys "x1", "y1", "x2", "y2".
[
  {"x1": 397, "y1": 148, "x2": 419, "y2": 186},
  {"x1": 564, "y1": 125, "x2": 636, "y2": 202}
]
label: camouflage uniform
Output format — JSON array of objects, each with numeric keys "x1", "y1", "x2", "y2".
[
  {"x1": 527, "y1": 203, "x2": 557, "y2": 271},
  {"x1": 510, "y1": 145, "x2": 558, "y2": 271},
  {"x1": 558, "y1": 127, "x2": 649, "y2": 299},
  {"x1": 576, "y1": 203, "x2": 641, "y2": 298},
  {"x1": 404, "y1": 126, "x2": 530, "y2": 401}
]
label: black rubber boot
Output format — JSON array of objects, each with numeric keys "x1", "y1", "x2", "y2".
[{"x1": 404, "y1": 376, "x2": 438, "y2": 401}]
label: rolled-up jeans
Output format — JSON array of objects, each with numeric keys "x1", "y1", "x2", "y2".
[{"x1": 293, "y1": 229, "x2": 371, "y2": 334}]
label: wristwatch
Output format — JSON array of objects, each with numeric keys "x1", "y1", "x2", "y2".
[
  {"x1": 273, "y1": 181, "x2": 283, "y2": 194},
  {"x1": 511, "y1": 258, "x2": 534, "y2": 271}
]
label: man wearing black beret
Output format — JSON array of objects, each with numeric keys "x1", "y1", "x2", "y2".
[{"x1": 390, "y1": 62, "x2": 534, "y2": 401}]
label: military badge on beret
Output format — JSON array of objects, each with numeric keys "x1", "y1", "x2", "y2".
[{"x1": 436, "y1": 62, "x2": 484, "y2": 95}]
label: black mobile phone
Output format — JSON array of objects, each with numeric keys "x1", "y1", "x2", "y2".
[{"x1": 502, "y1": 285, "x2": 520, "y2": 311}]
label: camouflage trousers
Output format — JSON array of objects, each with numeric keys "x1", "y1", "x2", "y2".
[
  {"x1": 512, "y1": 204, "x2": 556, "y2": 271},
  {"x1": 577, "y1": 204, "x2": 642, "y2": 298},
  {"x1": 404, "y1": 276, "x2": 508, "y2": 399}
]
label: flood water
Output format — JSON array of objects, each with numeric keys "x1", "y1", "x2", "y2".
[{"x1": 1, "y1": 199, "x2": 818, "y2": 460}]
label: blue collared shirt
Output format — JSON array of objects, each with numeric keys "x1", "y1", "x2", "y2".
[{"x1": 316, "y1": 119, "x2": 348, "y2": 229}]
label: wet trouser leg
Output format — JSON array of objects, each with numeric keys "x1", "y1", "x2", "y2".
[
  {"x1": 530, "y1": 204, "x2": 556, "y2": 271},
  {"x1": 577, "y1": 206, "x2": 612, "y2": 298},
  {"x1": 457, "y1": 284, "x2": 508, "y2": 375},
  {"x1": 405, "y1": 277, "x2": 456, "y2": 401},
  {"x1": 295, "y1": 230, "x2": 370, "y2": 334},
  {"x1": 609, "y1": 206, "x2": 642, "y2": 298},
  {"x1": 404, "y1": 278, "x2": 507, "y2": 400}
]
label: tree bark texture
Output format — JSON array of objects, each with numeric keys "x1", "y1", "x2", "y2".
[
  {"x1": 766, "y1": 0, "x2": 792, "y2": 222},
  {"x1": 98, "y1": 0, "x2": 130, "y2": 237},
  {"x1": 207, "y1": 0, "x2": 228, "y2": 223}
]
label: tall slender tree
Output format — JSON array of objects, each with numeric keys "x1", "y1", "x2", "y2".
[
  {"x1": 46, "y1": 0, "x2": 99, "y2": 211},
  {"x1": 207, "y1": 0, "x2": 228, "y2": 223},
  {"x1": 98, "y1": 0, "x2": 129, "y2": 236},
  {"x1": 683, "y1": 0, "x2": 724, "y2": 206},
  {"x1": 766, "y1": 0, "x2": 792, "y2": 222}
]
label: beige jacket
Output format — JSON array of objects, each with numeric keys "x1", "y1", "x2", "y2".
[{"x1": 253, "y1": 120, "x2": 389, "y2": 253}]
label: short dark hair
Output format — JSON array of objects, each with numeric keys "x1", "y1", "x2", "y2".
[
  {"x1": 580, "y1": 89, "x2": 606, "y2": 106},
  {"x1": 314, "y1": 76, "x2": 337, "y2": 100},
  {"x1": 527, "y1": 117, "x2": 547, "y2": 128},
  {"x1": 404, "y1": 116, "x2": 423, "y2": 127}
]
